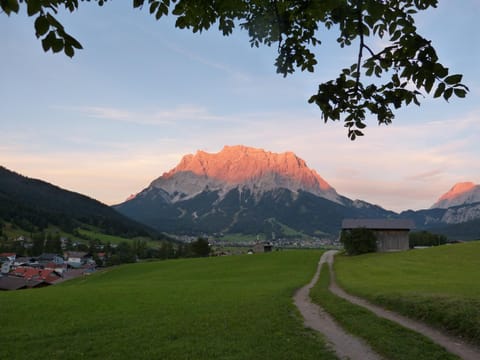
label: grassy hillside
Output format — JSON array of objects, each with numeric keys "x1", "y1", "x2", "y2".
[
  {"x1": 77, "y1": 228, "x2": 161, "y2": 248},
  {"x1": 334, "y1": 242, "x2": 480, "y2": 344},
  {"x1": 0, "y1": 251, "x2": 336, "y2": 360}
]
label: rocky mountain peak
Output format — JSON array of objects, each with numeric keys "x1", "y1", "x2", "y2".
[
  {"x1": 431, "y1": 182, "x2": 480, "y2": 209},
  {"x1": 150, "y1": 145, "x2": 341, "y2": 203}
]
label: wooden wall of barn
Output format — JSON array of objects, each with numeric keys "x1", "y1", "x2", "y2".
[{"x1": 374, "y1": 230, "x2": 409, "y2": 252}]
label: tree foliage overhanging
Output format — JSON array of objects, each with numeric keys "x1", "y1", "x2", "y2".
[{"x1": 2, "y1": 0, "x2": 469, "y2": 139}]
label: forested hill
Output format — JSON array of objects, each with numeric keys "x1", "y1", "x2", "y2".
[{"x1": 0, "y1": 166, "x2": 161, "y2": 238}]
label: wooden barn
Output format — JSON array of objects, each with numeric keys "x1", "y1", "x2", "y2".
[{"x1": 341, "y1": 219, "x2": 415, "y2": 252}]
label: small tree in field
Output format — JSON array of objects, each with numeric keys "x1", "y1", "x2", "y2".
[
  {"x1": 189, "y1": 238, "x2": 210, "y2": 258},
  {"x1": 341, "y1": 227, "x2": 377, "y2": 255}
]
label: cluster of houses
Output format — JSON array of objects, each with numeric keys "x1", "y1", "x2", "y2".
[{"x1": 0, "y1": 251, "x2": 101, "y2": 291}]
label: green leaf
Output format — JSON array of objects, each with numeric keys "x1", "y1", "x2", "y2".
[
  {"x1": 27, "y1": 0, "x2": 41, "y2": 16},
  {"x1": 6, "y1": 0, "x2": 20, "y2": 14},
  {"x1": 34, "y1": 16, "x2": 49, "y2": 37},
  {"x1": 52, "y1": 38, "x2": 64, "y2": 53},
  {"x1": 433, "y1": 82, "x2": 445, "y2": 98},
  {"x1": 149, "y1": 1, "x2": 159, "y2": 14},
  {"x1": 355, "y1": 121, "x2": 366, "y2": 129},
  {"x1": 424, "y1": 76, "x2": 434, "y2": 94},
  {"x1": 64, "y1": 45, "x2": 74, "y2": 58},
  {"x1": 443, "y1": 87, "x2": 453, "y2": 101},
  {"x1": 133, "y1": 0, "x2": 144, "y2": 8},
  {"x1": 454, "y1": 88, "x2": 467, "y2": 98},
  {"x1": 444, "y1": 74, "x2": 462, "y2": 85}
]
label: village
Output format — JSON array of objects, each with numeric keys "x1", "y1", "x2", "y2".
[{"x1": 0, "y1": 250, "x2": 99, "y2": 290}]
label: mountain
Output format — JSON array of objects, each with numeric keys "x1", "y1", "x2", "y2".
[
  {"x1": 0, "y1": 166, "x2": 160, "y2": 238},
  {"x1": 115, "y1": 146, "x2": 394, "y2": 238},
  {"x1": 147, "y1": 145, "x2": 342, "y2": 204},
  {"x1": 431, "y1": 182, "x2": 480, "y2": 209},
  {"x1": 398, "y1": 182, "x2": 480, "y2": 240}
]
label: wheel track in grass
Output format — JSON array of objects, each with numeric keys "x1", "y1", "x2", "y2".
[
  {"x1": 293, "y1": 251, "x2": 383, "y2": 360},
  {"x1": 323, "y1": 250, "x2": 480, "y2": 360}
]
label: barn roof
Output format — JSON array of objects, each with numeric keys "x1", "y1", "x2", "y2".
[{"x1": 342, "y1": 219, "x2": 415, "y2": 230}]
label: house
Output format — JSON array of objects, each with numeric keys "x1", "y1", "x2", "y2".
[
  {"x1": 0, "y1": 253, "x2": 16, "y2": 263},
  {"x1": 253, "y1": 242, "x2": 274, "y2": 253},
  {"x1": 13, "y1": 257, "x2": 38, "y2": 267},
  {"x1": 341, "y1": 219, "x2": 415, "y2": 252},
  {"x1": 0, "y1": 276, "x2": 48, "y2": 291},
  {"x1": 64, "y1": 251, "x2": 90, "y2": 268},
  {"x1": 38, "y1": 253, "x2": 64, "y2": 265},
  {"x1": 0, "y1": 253, "x2": 17, "y2": 274}
]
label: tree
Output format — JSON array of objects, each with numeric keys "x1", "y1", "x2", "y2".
[
  {"x1": 340, "y1": 227, "x2": 376, "y2": 255},
  {"x1": 2, "y1": 1, "x2": 468, "y2": 139},
  {"x1": 189, "y1": 237, "x2": 210, "y2": 257},
  {"x1": 31, "y1": 231, "x2": 45, "y2": 255},
  {"x1": 409, "y1": 230, "x2": 447, "y2": 248},
  {"x1": 116, "y1": 241, "x2": 136, "y2": 263},
  {"x1": 44, "y1": 232, "x2": 62, "y2": 254}
]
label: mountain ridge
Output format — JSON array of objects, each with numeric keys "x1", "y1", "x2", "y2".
[
  {"x1": 0, "y1": 165, "x2": 161, "y2": 239},
  {"x1": 115, "y1": 146, "x2": 396, "y2": 238},
  {"x1": 147, "y1": 145, "x2": 342, "y2": 204},
  {"x1": 431, "y1": 182, "x2": 480, "y2": 209}
]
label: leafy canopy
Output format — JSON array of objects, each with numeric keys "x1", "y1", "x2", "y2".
[{"x1": 2, "y1": 0, "x2": 469, "y2": 139}]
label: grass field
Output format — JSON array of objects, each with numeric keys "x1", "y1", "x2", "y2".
[
  {"x1": 77, "y1": 228, "x2": 160, "y2": 248},
  {"x1": 310, "y1": 264, "x2": 458, "y2": 360},
  {"x1": 334, "y1": 241, "x2": 480, "y2": 345},
  {"x1": 0, "y1": 250, "x2": 337, "y2": 360}
]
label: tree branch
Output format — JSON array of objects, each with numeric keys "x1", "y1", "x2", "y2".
[
  {"x1": 355, "y1": 0, "x2": 364, "y2": 94},
  {"x1": 273, "y1": 0, "x2": 283, "y2": 51}
]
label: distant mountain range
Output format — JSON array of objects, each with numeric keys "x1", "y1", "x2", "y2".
[
  {"x1": 3, "y1": 146, "x2": 479, "y2": 241},
  {"x1": 0, "y1": 166, "x2": 161, "y2": 239},
  {"x1": 115, "y1": 146, "x2": 480, "y2": 240}
]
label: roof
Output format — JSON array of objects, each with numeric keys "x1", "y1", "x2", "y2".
[
  {"x1": 65, "y1": 251, "x2": 88, "y2": 258},
  {"x1": 342, "y1": 219, "x2": 415, "y2": 230},
  {"x1": 0, "y1": 276, "x2": 45, "y2": 290},
  {"x1": 11, "y1": 267, "x2": 61, "y2": 283},
  {"x1": 38, "y1": 253, "x2": 62, "y2": 261}
]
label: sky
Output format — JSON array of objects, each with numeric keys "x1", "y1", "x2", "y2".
[{"x1": 1, "y1": 1, "x2": 479, "y2": 213}]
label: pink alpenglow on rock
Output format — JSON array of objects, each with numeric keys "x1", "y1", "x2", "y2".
[
  {"x1": 431, "y1": 182, "x2": 480, "y2": 209},
  {"x1": 150, "y1": 145, "x2": 342, "y2": 204}
]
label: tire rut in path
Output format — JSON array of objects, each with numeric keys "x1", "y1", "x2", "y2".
[
  {"x1": 293, "y1": 251, "x2": 383, "y2": 360},
  {"x1": 324, "y1": 250, "x2": 480, "y2": 360}
]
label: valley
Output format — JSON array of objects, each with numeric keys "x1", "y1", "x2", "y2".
[{"x1": 1, "y1": 150, "x2": 479, "y2": 359}]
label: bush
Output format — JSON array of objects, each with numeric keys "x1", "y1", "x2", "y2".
[
  {"x1": 409, "y1": 231, "x2": 447, "y2": 248},
  {"x1": 341, "y1": 228, "x2": 377, "y2": 255}
]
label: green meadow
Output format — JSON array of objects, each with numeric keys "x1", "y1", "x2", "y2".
[
  {"x1": 0, "y1": 251, "x2": 336, "y2": 360},
  {"x1": 77, "y1": 227, "x2": 160, "y2": 247},
  {"x1": 334, "y1": 241, "x2": 480, "y2": 344}
]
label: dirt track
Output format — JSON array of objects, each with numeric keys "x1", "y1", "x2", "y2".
[
  {"x1": 294, "y1": 250, "x2": 480, "y2": 360},
  {"x1": 293, "y1": 251, "x2": 383, "y2": 359}
]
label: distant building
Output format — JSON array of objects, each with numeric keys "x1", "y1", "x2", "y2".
[
  {"x1": 38, "y1": 253, "x2": 64, "y2": 265},
  {"x1": 341, "y1": 219, "x2": 415, "y2": 252},
  {"x1": 253, "y1": 242, "x2": 273, "y2": 253}
]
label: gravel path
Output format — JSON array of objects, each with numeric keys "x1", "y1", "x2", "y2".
[
  {"x1": 324, "y1": 250, "x2": 480, "y2": 360},
  {"x1": 293, "y1": 252, "x2": 383, "y2": 360}
]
